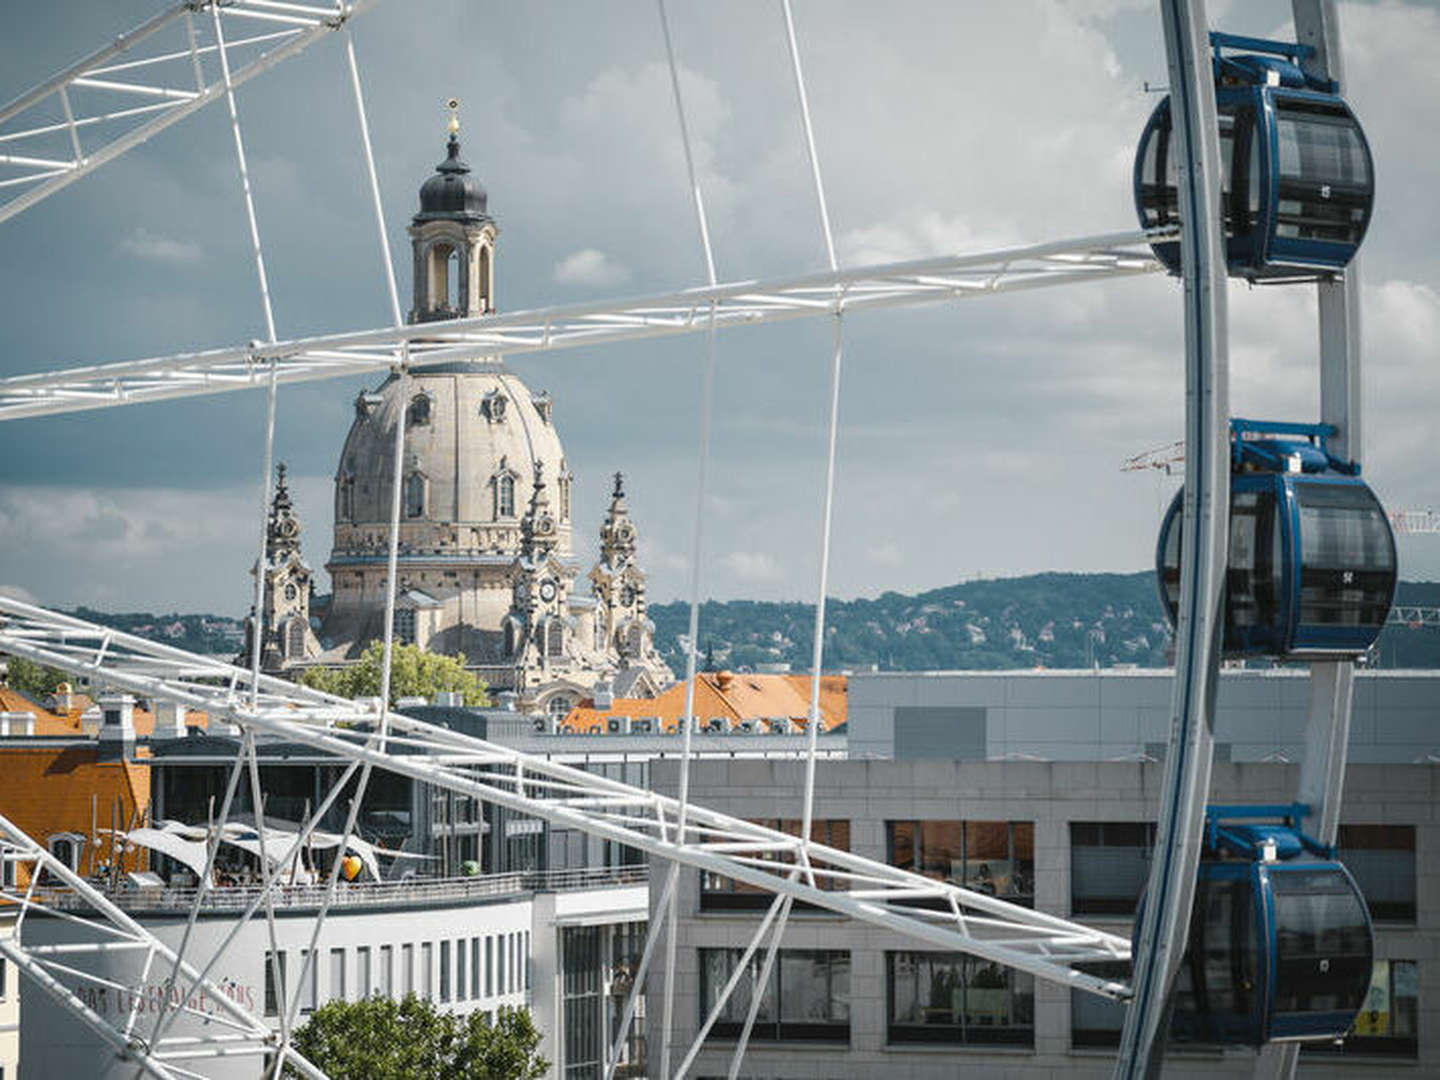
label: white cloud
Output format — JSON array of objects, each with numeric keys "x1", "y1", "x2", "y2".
[
  {"x1": 0, "y1": 476, "x2": 334, "y2": 613},
  {"x1": 720, "y1": 551, "x2": 784, "y2": 584},
  {"x1": 118, "y1": 227, "x2": 202, "y2": 264},
  {"x1": 864, "y1": 542, "x2": 904, "y2": 567},
  {"x1": 553, "y1": 248, "x2": 630, "y2": 287}
]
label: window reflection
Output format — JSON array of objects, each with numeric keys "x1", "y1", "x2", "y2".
[{"x1": 888, "y1": 952, "x2": 1034, "y2": 1046}]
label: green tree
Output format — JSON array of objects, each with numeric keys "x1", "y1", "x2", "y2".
[
  {"x1": 285, "y1": 996, "x2": 546, "y2": 1080},
  {"x1": 1, "y1": 654, "x2": 70, "y2": 702},
  {"x1": 297, "y1": 641, "x2": 487, "y2": 706}
]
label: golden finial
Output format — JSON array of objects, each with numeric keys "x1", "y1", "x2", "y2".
[{"x1": 445, "y1": 97, "x2": 460, "y2": 136}]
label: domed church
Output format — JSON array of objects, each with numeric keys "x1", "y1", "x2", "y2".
[{"x1": 246, "y1": 119, "x2": 673, "y2": 714}]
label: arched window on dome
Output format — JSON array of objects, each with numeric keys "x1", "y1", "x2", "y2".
[
  {"x1": 407, "y1": 394, "x2": 431, "y2": 428},
  {"x1": 339, "y1": 474, "x2": 355, "y2": 521},
  {"x1": 447, "y1": 248, "x2": 461, "y2": 311},
  {"x1": 496, "y1": 474, "x2": 516, "y2": 519},
  {"x1": 405, "y1": 473, "x2": 426, "y2": 518},
  {"x1": 546, "y1": 619, "x2": 564, "y2": 658},
  {"x1": 558, "y1": 475, "x2": 571, "y2": 522}
]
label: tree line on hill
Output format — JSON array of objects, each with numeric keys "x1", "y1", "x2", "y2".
[{"x1": 3, "y1": 573, "x2": 1433, "y2": 687}]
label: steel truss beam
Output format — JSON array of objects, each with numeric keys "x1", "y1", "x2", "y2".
[
  {"x1": 0, "y1": 227, "x2": 1173, "y2": 423},
  {"x1": 0, "y1": 1, "x2": 369, "y2": 227},
  {"x1": 0, "y1": 812, "x2": 325, "y2": 1079},
  {"x1": 0, "y1": 595, "x2": 1132, "y2": 1001}
]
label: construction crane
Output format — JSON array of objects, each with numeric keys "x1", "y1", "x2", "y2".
[{"x1": 1121, "y1": 444, "x2": 1440, "y2": 536}]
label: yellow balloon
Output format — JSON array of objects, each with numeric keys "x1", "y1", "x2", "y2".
[{"x1": 340, "y1": 855, "x2": 363, "y2": 881}]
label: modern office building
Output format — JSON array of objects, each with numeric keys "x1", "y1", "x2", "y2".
[{"x1": 647, "y1": 668, "x2": 1437, "y2": 1078}]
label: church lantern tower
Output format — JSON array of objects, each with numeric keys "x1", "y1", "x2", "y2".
[
  {"x1": 409, "y1": 107, "x2": 496, "y2": 323},
  {"x1": 506, "y1": 462, "x2": 580, "y2": 695},
  {"x1": 243, "y1": 464, "x2": 320, "y2": 671},
  {"x1": 590, "y1": 473, "x2": 669, "y2": 676}
]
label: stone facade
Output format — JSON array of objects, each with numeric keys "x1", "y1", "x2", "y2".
[{"x1": 256, "y1": 123, "x2": 673, "y2": 709}]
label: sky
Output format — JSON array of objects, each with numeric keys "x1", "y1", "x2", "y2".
[{"x1": 0, "y1": 0, "x2": 1437, "y2": 616}]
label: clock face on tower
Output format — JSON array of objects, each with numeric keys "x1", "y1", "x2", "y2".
[
  {"x1": 539, "y1": 580, "x2": 557, "y2": 603},
  {"x1": 278, "y1": 518, "x2": 299, "y2": 539}
]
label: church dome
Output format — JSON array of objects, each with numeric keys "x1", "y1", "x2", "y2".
[
  {"x1": 332, "y1": 361, "x2": 571, "y2": 558},
  {"x1": 416, "y1": 134, "x2": 489, "y2": 223}
]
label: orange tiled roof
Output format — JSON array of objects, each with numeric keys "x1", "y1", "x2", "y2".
[
  {"x1": 0, "y1": 746, "x2": 151, "y2": 888},
  {"x1": 562, "y1": 672, "x2": 846, "y2": 734},
  {"x1": 0, "y1": 686, "x2": 80, "y2": 735},
  {"x1": 0, "y1": 686, "x2": 207, "y2": 736}
]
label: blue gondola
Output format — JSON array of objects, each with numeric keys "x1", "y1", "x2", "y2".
[
  {"x1": 1149, "y1": 805, "x2": 1374, "y2": 1046},
  {"x1": 1135, "y1": 32, "x2": 1374, "y2": 281},
  {"x1": 1157, "y1": 419, "x2": 1396, "y2": 659}
]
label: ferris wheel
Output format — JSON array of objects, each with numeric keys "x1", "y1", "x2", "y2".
[{"x1": 0, "y1": 3, "x2": 1389, "y2": 1079}]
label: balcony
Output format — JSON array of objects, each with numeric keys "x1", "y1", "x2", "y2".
[{"x1": 34, "y1": 864, "x2": 648, "y2": 915}]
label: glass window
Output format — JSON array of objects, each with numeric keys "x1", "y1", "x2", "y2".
[
  {"x1": 486, "y1": 936, "x2": 494, "y2": 997},
  {"x1": 1270, "y1": 868, "x2": 1372, "y2": 1018},
  {"x1": 380, "y1": 945, "x2": 393, "y2": 999},
  {"x1": 263, "y1": 951, "x2": 286, "y2": 1017},
  {"x1": 1277, "y1": 106, "x2": 1370, "y2": 188},
  {"x1": 562, "y1": 926, "x2": 603, "y2": 1078},
  {"x1": 888, "y1": 952, "x2": 1034, "y2": 1046},
  {"x1": 701, "y1": 819, "x2": 851, "y2": 911},
  {"x1": 498, "y1": 935, "x2": 506, "y2": 995},
  {"x1": 1198, "y1": 877, "x2": 1256, "y2": 1021},
  {"x1": 421, "y1": 942, "x2": 433, "y2": 1000},
  {"x1": 330, "y1": 948, "x2": 346, "y2": 1003},
  {"x1": 404, "y1": 472, "x2": 425, "y2": 518},
  {"x1": 1070, "y1": 961, "x2": 1130, "y2": 1048},
  {"x1": 440, "y1": 940, "x2": 451, "y2": 1003},
  {"x1": 1071, "y1": 822, "x2": 1156, "y2": 916},
  {"x1": 401, "y1": 943, "x2": 414, "y2": 996},
  {"x1": 887, "y1": 820, "x2": 1033, "y2": 906},
  {"x1": 356, "y1": 947, "x2": 371, "y2": 1000},
  {"x1": 394, "y1": 608, "x2": 416, "y2": 647},
  {"x1": 1295, "y1": 482, "x2": 1395, "y2": 629},
  {"x1": 300, "y1": 949, "x2": 316, "y2": 1014},
  {"x1": 1274, "y1": 103, "x2": 1371, "y2": 244},
  {"x1": 1226, "y1": 490, "x2": 1282, "y2": 631},
  {"x1": 0, "y1": 956, "x2": 6, "y2": 1000},
  {"x1": 1305, "y1": 959, "x2": 1419, "y2": 1059},
  {"x1": 497, "y1": 475, "x2": 515, "y2": 518},
  {"x1": 406, "y1": 394, "x2": 431, "y2": 428},
  {"x1": 455, "y1": 938, "x2": 466, "y2": 1001},
  {"x1": 471, "y1": 938, "x2": 481, "y2": 999},
  {"x1": 698, "y1": 949, "x2": 849, "y2": 1043},
  {"x1": 1339, "y1": 825, "x2": 1415, "y2": 922}
]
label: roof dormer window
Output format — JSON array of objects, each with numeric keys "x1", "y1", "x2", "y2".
[{"x1": 482, "y1": 390, "x2": 507, "y2": 423}]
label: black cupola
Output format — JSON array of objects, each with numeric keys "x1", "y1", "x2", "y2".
[{"x1": 415, "y1": 132, "x2": 489, "y2": 223}]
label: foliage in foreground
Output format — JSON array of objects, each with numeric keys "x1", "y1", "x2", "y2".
[
  {"x1": 297, "y1": 641, "x2": 488, "y2": 706},
  {"x1": 0, "y1": 654, "x2": 71, "y2": 702},
  {"x1": 285, "y1": 995, "x2": 547, "y2": 1080}
]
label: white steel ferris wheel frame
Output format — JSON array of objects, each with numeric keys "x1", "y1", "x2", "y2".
[
  {"x1": 0, "y1": 594, "x2": 1133, "y2": 1078},
  {"x1": 0, "y1": 1, "x2": 1370, "y2": 1079}
]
